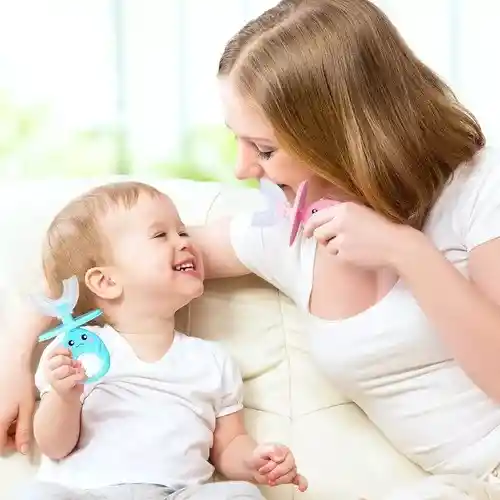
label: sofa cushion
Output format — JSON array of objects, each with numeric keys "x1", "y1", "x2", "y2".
[{"x1": 0, "y1": 178, "x2": 426, "y2": 500}]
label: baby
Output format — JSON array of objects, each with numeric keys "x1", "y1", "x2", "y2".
[{"x1": 21, "y1": 181, "x2": 307, "y2": 500}]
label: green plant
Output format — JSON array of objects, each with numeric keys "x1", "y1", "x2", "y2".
[
  {"x1": 152, "y1": 125, "x2": 235, "y2": 181},
  {"x1": 152, "y1": 124, "x2": 256, "y2": 187},
  {"x1": 0, "y1": 90, "x2": 254, "y2": 186},
  {"x1": 0, "y1": 91, "x2": 48, "y2": 176},
  {"x1": 0, "y1": 90, "x2": 117, "y2": 178}
]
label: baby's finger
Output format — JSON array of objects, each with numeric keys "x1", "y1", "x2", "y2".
[
  {"x1": 47, "y1": 347, "x2": 72, "y2": 360},
  {"x1": 268, "y1": 466, "x2": 297, "y2": 487},
  {"x1": 293, "y1": 474, "x2": 308, "y2": 492},
  {"x1": 254, "y1": 443, "x2": 279, "y2": 461},
  {"x1": 269, "y1": 444, "x2": 289, "y2": 464},
  {"x1": 258, "y1": 460, "x2": 278, "y2": 475},
  {"x1": 51, "y1": 364, "x2": 76, "y2": 381},
  {"x1": 248, "y1": 455, "x2": 268, "y2": 471},
  {"x1": 58, "y1": 372, "x2": 86, "y2": 391},
  {"x1": 71, "y1": 359, "x2": 83, "y2": 369},
  {"x1": 268, "y1": 460, "x2": 296, "y2": 482},
  {"x1": 47, "y1": 355, "x2": 72, "y2": 371}
]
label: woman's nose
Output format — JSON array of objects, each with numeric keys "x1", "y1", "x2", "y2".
[{"x1": 234, "y1": 143, "x2": 263, "y2": 180}]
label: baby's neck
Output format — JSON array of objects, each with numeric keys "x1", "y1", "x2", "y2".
[{"x1": 111, "y1": 314, "x2": 176, "y2": 363}]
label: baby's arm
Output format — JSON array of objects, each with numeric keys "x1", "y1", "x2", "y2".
[
  {"x1": 34, "y1": 347, "x2": 85, "y2": 460},
  {"x1": 34, "y1": 392, "x2": 82, "y2": 460},
  {"x1": 210, "y1": 410, "x2": 258, "y2": 481},
  {"x1": 211, "y1": 412, "x2": 307, "y2": 490},
  {"x1": 210, "y1": 344, "x2": 307, "y2": 489}
]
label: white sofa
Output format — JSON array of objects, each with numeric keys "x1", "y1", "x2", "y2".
[{"x1": 0, "y1": 178, "x2": 426, "y2": 500}]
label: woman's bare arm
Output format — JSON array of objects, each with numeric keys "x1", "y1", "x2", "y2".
[
  {"x1": 0, "y1": 302, "x2": 53, "y2": 454},
  {"x1": 6, "y1": 301, "x2": 53, "y2": 354},
  {"x1": 394, "y1": 231, "x2": 500, "y2": 401},
  {"x1": 189, "y1": 220, "x2": 250, "y2": 279}
]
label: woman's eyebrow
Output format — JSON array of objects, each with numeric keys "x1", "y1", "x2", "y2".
[{"x1": 225, "y1": 123, "x2": 276, "y2": 145}]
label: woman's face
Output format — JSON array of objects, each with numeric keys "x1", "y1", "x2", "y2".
[{"x1": 219, "y1": 78, "x2": 313, "y2": 202}]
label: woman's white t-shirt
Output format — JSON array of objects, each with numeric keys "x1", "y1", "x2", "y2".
[{"x1": 230, "y1": 147, "x2": 500, "y2": 477}]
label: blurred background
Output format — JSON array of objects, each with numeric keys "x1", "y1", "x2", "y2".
[{"x1": 0, "y1": 0, "x2": 498, "y2": 183}]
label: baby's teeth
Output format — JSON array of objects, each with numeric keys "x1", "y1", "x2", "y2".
[{"x1": 175, "y1": 264, "x2": 193, "y2": 271}]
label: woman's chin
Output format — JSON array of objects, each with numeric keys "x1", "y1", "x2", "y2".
[{"x1": 280, "y1": 184, "x2": 295, "y2": 203}]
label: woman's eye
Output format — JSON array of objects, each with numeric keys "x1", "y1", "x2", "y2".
[
  {"x1": 179, "y1": 231, "x2": 189, "y2": 237},
  {"x1": 153, "y1": 232, "x2": 166, "y2": 239},
  {"x1": 257, "y1": 150, "x2": 275, "y2": 160}
]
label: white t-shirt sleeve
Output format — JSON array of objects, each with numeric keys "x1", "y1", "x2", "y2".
[
  {"x1": 212, "y1": 344, "x2": 244, "y2": 418},
  {"x1": 457, "y1": 151, "x2": 500, "y2": 250},
  {"x1": 229, "y1": 212, "x2": 296, "y2": 296}
]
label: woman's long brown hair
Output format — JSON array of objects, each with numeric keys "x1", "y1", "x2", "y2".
[{"x1": 219, "y1": 0, "x2": 485, "y2": 229}]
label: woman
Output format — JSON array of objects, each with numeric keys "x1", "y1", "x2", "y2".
[{"x1": 2, "y1": 0, "x2": 500, "y2": 496}]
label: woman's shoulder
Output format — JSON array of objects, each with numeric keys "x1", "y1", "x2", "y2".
[
  {"x1": 455, "y1": 146, "x2": 500, "y2": 191},
  {"x1": 429, "y1": 147, "x2": 500, "y2": 249},
  {"x1": 430, "y1": 147, "x2": 498, "y2": 211},
  {"x1": 229, "y1": 211, "x2": 301, "y2": 297}
]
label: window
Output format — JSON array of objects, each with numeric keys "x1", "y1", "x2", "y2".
[
  {"x1": 1, "y1": 1, "x2": 497, "y2": 180},
  {"x1": 376, "y1": 0, "x2": 500, "y2": 147}
]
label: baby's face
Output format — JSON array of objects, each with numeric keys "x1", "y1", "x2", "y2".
[{"x1": 103, "y1": 193, "x2": 204, "y2": 313}]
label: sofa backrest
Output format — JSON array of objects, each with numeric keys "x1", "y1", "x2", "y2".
[{"x1": 0, "y1": 178, "x2": 425, "y2": 500}]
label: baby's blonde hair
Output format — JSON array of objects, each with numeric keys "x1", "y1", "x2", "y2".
[{"x1": 42, "y1": 181, "x2": 163, "y2": 322}]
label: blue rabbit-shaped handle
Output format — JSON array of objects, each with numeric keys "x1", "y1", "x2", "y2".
[{"x1": 34, "y1": 276, "x2": 110, "y2": 384}]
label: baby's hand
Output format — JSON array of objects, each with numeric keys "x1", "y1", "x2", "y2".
[
  {"x1": 249, "y1": 443, "x2": 308, "y2": 492},
  {"x1": 44, "y1": 347, "x2": 85, "y2": 398}
]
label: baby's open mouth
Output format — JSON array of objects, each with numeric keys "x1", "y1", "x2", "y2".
[{"x1": 173, "y1": 259, "x2": 196, "y2": 272}]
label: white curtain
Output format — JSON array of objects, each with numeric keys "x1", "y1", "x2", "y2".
[
  {"x1": 0, "y1": 1, "x2": 497, "y2": 178},
  {"x1": 120, "y1": 0, "x2": 500, "y2": 170},
  {"x1": 178, "y1": 0, "x2": 500, "y2": 150},
  {"x1": 241, "y1": 0, "x2": 500, "y2": 148},
  {"x1": 374, "y1": 0, "x2": 500, "y2": 148}
]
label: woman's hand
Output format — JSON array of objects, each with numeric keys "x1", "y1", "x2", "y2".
[
  {"x1": 0, "y1": 347, "x2": 36, "y2": 455},
  {"x1": 303, "y1": 202, "x2": 417, "y2": 269}
]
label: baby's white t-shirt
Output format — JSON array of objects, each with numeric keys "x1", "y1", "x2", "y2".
[
  {"x1": 35, "y1": 327, "x2": 243, "y2": 490},
  {"x1": 230, "y1": 147, "x2": 500, "y2": 477}
]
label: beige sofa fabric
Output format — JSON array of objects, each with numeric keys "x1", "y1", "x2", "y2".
[{"x1": 0, "y1": 179, "x2": 425, "y2": 499}]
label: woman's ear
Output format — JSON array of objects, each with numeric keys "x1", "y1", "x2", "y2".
[{"x1": 85, "y1": 267, "x2": 123, "y2": 300}]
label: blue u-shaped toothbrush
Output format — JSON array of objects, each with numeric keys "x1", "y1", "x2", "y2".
[{"x1": 34, "y1": 276, "x2": 111, "y2": 384}]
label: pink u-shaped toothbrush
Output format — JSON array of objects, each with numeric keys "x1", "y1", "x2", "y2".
[
  {"x1": 251, "y1": 179, "x2": 338, "y2": 245},
  {"x1": 289, "y1": 181, "x2": 338, "y2": 245}
]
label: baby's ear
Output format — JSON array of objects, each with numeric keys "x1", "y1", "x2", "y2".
[{"x1": 85, "y1": 267, "x2": 122, "y2": 300}]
